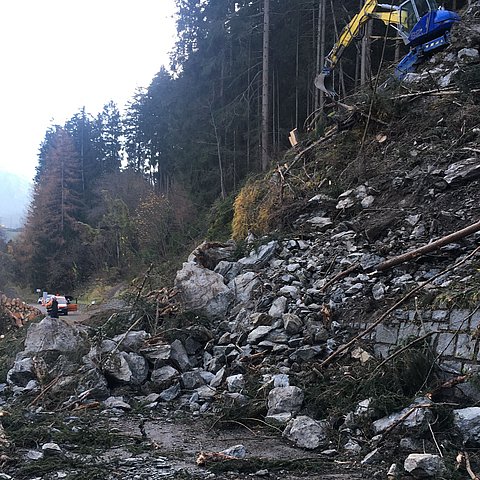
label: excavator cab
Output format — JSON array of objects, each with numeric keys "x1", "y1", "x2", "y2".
[{"x1": 398, "y1": 0, "x2": 458, "y2": 46}]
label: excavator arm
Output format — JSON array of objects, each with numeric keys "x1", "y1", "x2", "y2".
[
  {"x1": 315, "y1": 0, "x2": 401, "y2": 98},
  {"x1": 315, "y1": 0, "x2": 459, "y2": 100}
]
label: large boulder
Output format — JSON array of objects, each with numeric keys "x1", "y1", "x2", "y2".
[
  {"x1": 24, "y1": 317, "x2": 89, "y2": 356},
  {"x1": 175, "y1": 262, "x2": 234, "y2": 318}
]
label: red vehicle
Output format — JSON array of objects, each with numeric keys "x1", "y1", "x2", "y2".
[{"x1": 46, "y1": 295, "x2": 69, "y2": 316}]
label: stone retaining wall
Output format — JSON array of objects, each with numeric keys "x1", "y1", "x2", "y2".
[{"x1": 366, "y1": 308, "x2": 480, "y2": 372}]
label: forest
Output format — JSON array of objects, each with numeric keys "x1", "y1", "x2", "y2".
[{"x1": 2, "y1": 0, "x2": 465, "y2": 293}]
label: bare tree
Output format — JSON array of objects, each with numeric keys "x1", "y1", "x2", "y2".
[{"x1": 261, "y1": 0, "x2": 270, "y2": 171}]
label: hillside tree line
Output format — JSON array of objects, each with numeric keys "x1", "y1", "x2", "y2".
[{"x1": 12, "y1": 0, "x2": 463, "y2": 292}]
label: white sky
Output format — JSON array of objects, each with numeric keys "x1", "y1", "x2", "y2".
[{"x1": 0, "y1": 0, "x2": 177, "y2": 181}]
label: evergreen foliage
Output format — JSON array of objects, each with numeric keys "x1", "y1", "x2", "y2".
[{"x1": 13, "y1": 0, "x2": 447, "y2": 291}]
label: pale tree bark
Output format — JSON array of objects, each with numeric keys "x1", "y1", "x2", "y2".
[
  {"x1": 361, "y1": 12, "x2": 372, "y2": 87},
  {"x1": 210, "y1": 105, "x2": 226, "y2": 200},
  {"x1": 330, "y1": 0, "x2": 346, "y2": 97},
  {"x1": 261, "y1": 0, "x2": 270, "y2": 171},
  {"x1": 315, "y1": 0, "x2": 327, "y2": 113}
]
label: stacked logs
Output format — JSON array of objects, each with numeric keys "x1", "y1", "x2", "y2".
[{"x1": 0, "y1": 295, "x2": 41, "y2": 330}]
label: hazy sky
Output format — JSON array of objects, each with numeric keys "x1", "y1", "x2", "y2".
[{"x1": 0, "y1": 0, "x2": 177, "y2": 181}]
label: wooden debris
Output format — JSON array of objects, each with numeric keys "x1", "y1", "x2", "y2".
[
  {"x1": 196, "y1": 451, "x2": 238, "y2": 466},
  {"x1": 0, "y1": 295, "x2": 41, "y2": 329}
]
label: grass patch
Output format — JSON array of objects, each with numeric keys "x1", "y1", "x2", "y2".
[{"x1": 206, "y1": 457, "x2": 340, "y2": 475}]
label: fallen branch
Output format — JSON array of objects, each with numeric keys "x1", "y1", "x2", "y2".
[
  {"x1": 464, "y1": 451, "x2": 480, "y2": 480},
  {"x1": 374, "y1": 219, "x2": 480, "y2": 272},
  {"x1": 320, "y1": 219, "x2": 480, "y2": 292},
  {"x1": 318, "y1": 245, "x2": 480, "y2": 368},
  {"x1": 427, "y1": 375, "x2": 469, "y2": 399},
  {"x1": 392, "y1": 88, "x2": 480, "y2": 100}
]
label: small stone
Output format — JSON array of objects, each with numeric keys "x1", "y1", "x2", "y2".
[
  {"x1": 221, "y1": 444, "x2": 247, "y2": 458},
  {"x1": 41, "y1": 442, "x2": 62, "y2": 455},
  {"x1": 255, "y1": 469, "x2": 269, "y2": 476},
  {"x1": 404, "y1": 453, "x2": 445, "y2": 477}
]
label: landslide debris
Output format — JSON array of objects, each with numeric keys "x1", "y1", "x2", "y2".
[{"x1": 1, "y1": 4, "x2": 480, "y2": 480}]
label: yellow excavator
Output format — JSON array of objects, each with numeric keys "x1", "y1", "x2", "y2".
[{"x1": 315, "y1": 0, "x2": 460, "y2": 98}]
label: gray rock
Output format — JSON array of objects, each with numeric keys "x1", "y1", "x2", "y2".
[
  {"x1": 170, "y1": 339, "x2": 192, "y2": 372},
  {"x1": 361, "y1": 448, "x2": 381, "y2": 465},
  {"x1": 238, "y1": 241, "x2": 278, "y2": 269},
  {"x1": 444, "y1": 158, "x2": 480, "y2": 185},
  {"x1": 453, "y1": 407, "x2": 480, "y2": 444},
  {"x1": 290, "y1": 345, "x2": 323, "y2": 362},
  {"x1": 283, "y1": 415, "x2": 328, "y2": 449},
  {"x1": 229, "y1": 272, "x2": 260, "y2": 305},
  {"x1": 361, "y1": 195, "x2": 375, "y2": 208},
  {"x1": 25, "y1": 450, "x2": 43, "y2": 460},
  {"x1": 122, "y1": 352, "x2": 148, "y2": 385},
  {"x1": 268, "y1": 296, "x2": 287, "y2": 318},
  {"x1": 372, "y1": 397, "x2": 433, "y2": 434},
  {"x1": 343, "y1": 439, "x2": 362, "y2": 455},
  {"x1": 265, "y1": 412, "x2": 293, "y2": 425},
  {"x1": 226, "y1": 374, "x2": 245, "y2": 393},
  {"x1": 24, "y1": 317, "x2": 89, "y2": 355},
  {"x1": 159, "y1": 383, "x2": 181, "y2": 402},
  {"x1": 306, "y1": 217, "x2": 333, "y2": 230},
  {"x1": 103, "y1": 352, "x2": 132, "y2": 383},
  {"x1": 372, "y1": 283, "x2": 385, "y2": 300},
  {"x1": 214, "y1": 261, "x2": 244, "y2": 282},
  {"x1": 210, "y1": 366, "x2": 226, "y2": 388},
  {"x1": 283, "y1": 313, "x2": 303, "y2": 334},
  {"x1": 458, "y1": 47, "x2": 479, "y2": 60},
  {"x1": 140, "y1": 344, "x2": 172, "y2": 365},
  {"x1": 267, "y1": 386, "x2": 304, "y2": 416},
  {"x1": 174, "y1": 262, "x2": 234, "y2": 318},
  {"x1": 221, "y1": 444, "x2": 247, "y2": 458},
  {"x1": 273, "y1": 374, "x2": 290, "y2": 387},
  {"x1": 279, "y1": 286, "x2": 299, "y2": 298},
  {"x1": 180, "y1": 370, "x2": 206, "y2": 390},
  {"x1": 6, "y1": 356, "x2": 35, "y2": 387},
  {"x1": 103, "y1": 396, "x2": 132, "y2": 410},
  {"x1": 247, "y1": 325, "x2": 276, "y2": 344},
  {"x1": 41, "y1": 442, "x2": 63, "y2": 456},
  {"x1": 404, "y1": 454, "x2": 445, "y2": 477},
  {"x1": 151, "y1": 365, "x2": 179, "y2": 389},
  {"x1": 112, "y1": 331, "x2": 150, "y2": 352}
]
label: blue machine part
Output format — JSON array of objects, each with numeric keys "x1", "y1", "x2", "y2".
[
  {"x1": 408, "y1": 9, "x2": 460, "y2": 47},
  {"x1": 394, "y1": 8, "x2": 460, "y2": 80}
]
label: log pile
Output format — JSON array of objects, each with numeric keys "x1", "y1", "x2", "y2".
[{"x1": 0, "y1": 295, "x2": 41, "y2": 330}]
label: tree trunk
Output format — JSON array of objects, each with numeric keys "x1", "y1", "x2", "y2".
[
  {"x1": 261, "y1": 0, "x2": 270, "y2": 171},
  {"x1": 210, "y1": 107, "x2": 226, "y2": 200},
  {"x1": 361, "y1": 17, "x2": 372, "y2": 87},
  {"x1": 315, "y1": 0, "x2": 327, "y2": 112}
]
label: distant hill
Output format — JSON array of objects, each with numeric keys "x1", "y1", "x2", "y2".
[{"x1": 0, "y1": 172, "x2": 32, "y2": 228}]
